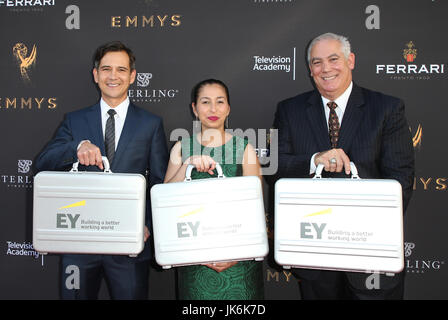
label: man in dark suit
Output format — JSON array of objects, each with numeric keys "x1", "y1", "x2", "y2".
[
  {"x1": 35, "y1": 41, "x2": 168, "y2": 299},
  {"x1": 273, "y1": 33, "x2": 414, "y2": 299}
]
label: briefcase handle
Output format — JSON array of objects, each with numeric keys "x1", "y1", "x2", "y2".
[
  {"x1": 314, "y1": 161, "x2": 359, "y2": 179},
  {"x1": 70, "y1": 156, "x2": 112, "y2": 173},
  {"x1": 184, "y1": 163, "x2": 224, "y2": 182}
]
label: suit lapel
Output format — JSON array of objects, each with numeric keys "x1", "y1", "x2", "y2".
[
  {"x1": 86, "y1": 104, "x2": 105, "y2": 155},
  {"x1": 112, "y1": 103, "x2": 139, "y2": 169},
  {"x1": 338, "y1": 84, "x2": 365, "y2": 150},
  {"x1": 306, "y1": 91, "x2": 331, "y2": 150}
]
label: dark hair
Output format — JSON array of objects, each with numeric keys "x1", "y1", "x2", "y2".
[
  {"x1": 93, "y1": 41, "x2": 136, "y2": 70},
  {"x1": 191, "y1": 79, "x2": 230, "y2": 105}
]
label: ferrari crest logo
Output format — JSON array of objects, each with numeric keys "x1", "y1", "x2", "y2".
[{"x1": 403, "y1": 41, "x2": 417, "y2": 63}]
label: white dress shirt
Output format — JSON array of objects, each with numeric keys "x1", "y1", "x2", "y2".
[
  {"x1": 100, "y1": 97, "x2": 129, "y2": 150},
  {"x1": 77, "y1": 98, "x2": 130, "y2": 152},
  {"x1": 309, "y1": 82, "x2": 353, "y2": 174}
]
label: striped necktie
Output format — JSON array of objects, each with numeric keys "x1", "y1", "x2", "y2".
[{"x1": 105, "y1": 109, "x2": 117, "y2": 164}]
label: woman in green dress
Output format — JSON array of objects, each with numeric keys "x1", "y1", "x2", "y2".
[{"x1": 164, "y1": 79, "x2": 264, "y2": 300}]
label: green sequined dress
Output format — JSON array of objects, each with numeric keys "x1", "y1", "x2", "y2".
[{"x1": 177, "y1": 135, "x2": 264, "y2": 300}]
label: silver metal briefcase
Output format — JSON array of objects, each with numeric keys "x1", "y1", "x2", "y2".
[
  {"x1": 33, "y1": 157, "x2": 146, "y2": 257},
  {"x1": 274, "y1": 162, "x2": 404, "y2": 274},
  {"x1": 151, "y1": 164, "x2": 268, "y2": 269}
]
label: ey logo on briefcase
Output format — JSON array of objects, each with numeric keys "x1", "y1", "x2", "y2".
[
  {"x1": 300, "y1": 208, "x2": 331, "y2": 240},
  {"x1": 176, "y1": 207, "x2": 203, "y2": 238},
  {"x1": 56, "y1": 200, "x2": 85, "y2": 229}
]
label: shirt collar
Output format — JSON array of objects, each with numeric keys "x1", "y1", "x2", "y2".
[
  {"x1": 100, "y1": 97, "x2": 130, "y2": 119},
  {"x1": 321, "y1": 81, "x2": 353, "y2": 113}
]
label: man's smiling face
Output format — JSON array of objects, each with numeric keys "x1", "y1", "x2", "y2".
[
  {"x1": 309, "y1": 38, "x2": 355, "y2": 101},
  {"x1": 93, "y1": 50, "x2": 136, "y2": 107}
]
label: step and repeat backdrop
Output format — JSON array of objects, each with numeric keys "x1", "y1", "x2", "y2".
[{"x1": 0, "y1": 0, "x2": 446, "y2": 299}]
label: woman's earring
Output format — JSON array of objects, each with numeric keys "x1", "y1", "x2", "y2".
[{"x1": 225, "y1": 116, "x2": 229, "y2": 128}]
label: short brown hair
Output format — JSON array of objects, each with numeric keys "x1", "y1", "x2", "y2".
[{"x1": 93, "y1": 41, "x2": 136, "y2": 70}]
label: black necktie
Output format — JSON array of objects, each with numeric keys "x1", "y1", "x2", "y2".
[
  {"x1": 327, "y1": 101, "x2": 340, "y2": 148},
  {"x1": 105, "y1": 109, "x2": 116, "y2": 164}
]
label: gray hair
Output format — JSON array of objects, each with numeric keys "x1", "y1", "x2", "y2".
[{"x1": 307, "y1": 32, "x2": 352, "y2": 64}]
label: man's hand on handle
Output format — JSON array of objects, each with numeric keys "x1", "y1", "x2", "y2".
[
  {"x1": 77, "y1": 141, "x2": 104, "y2": 170},
  {"x1": 314, "y1": 148, "x2": 351, "y2": 174}
]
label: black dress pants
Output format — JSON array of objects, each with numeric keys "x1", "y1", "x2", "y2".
[
  {"x1": 60, "y1": 254, "x2": 150, "y2": 300},
  {"x1": 296, "y1": 269, "x2": 405, "y2": 300}
]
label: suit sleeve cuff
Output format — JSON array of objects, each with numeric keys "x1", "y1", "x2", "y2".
[
  {"x1": 310, "y1": 153, "x2": 318, "y2": 175},
  {"x1": 77, "y1": 140, "x2": 91, "y2": 151}
]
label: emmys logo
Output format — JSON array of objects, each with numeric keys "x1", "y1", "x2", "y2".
[
  {"x1": 18, "y1": 160, "x2": 32, "y2": 174},
  {"x1": 111, "y1": 14, "x2": 181, "y2": 28},
  {"x1": 411, "y1": 124, "x2": 422, "y2": 149},
  {"x1": 414, "y1": 177, "x2": 447, "y2": 191},
  {"x1": 136, "y1": 73, "x2": 152, "y2": 87},
  {"x1": 266, "y1": 269, "x2": 294, "y2": 283},
  {"x1": 0, "y1": 97, "x2": 57, "y2": 110},
  {"x1": 2, "y1": 42, "x2": 58, "y2": 111},
  {"x1": 403, "y1": 41, "x2": 417, "y2": 63},
  {"x1": 13, "y1": 43, "x2": 37, "y2": 83}
]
